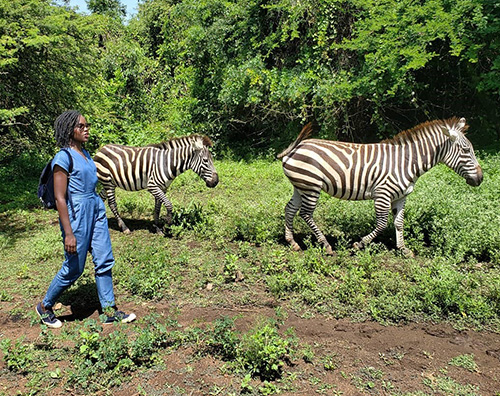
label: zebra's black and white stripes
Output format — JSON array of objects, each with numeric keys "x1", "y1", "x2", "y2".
[
  {"x1": 278, "y1": 117, "x2": 483, "y2": 256},
  {"x1": 94, "y1": 135, "x2": 219, "y2": 233}
]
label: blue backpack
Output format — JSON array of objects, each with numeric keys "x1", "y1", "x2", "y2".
[{"x1": 38, "y1": 149, "x2": 73, "y2": 210}]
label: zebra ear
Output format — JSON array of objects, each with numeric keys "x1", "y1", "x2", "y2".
[{"x1": 457, "y1": 117, "x2": 467, "y2": 131}]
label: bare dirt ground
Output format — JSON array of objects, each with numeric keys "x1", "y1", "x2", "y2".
[{"x1": 2, "y1": 299, "x2": 500, "y2": 395}]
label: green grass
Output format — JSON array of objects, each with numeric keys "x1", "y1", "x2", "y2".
[
  {"x1": 449, "y1": 354, "x2": 479, "y2": 373},
  {"x1": 2, "y1": 155, "x2": 500, "y2": 324},
  {"x1": 0, "y1": 152, "x2": 499, "y2": 394}
]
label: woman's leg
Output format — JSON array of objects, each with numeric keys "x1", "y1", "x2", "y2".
[
  {"x1": 43, "y1": 221, "x2": 88, "y2": 308},
  {"x1": 90, "y1": 201, "x2": 116, "y2": 310}
]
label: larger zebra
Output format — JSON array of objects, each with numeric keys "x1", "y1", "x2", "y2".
[
  {"x1": 278, "y1": 117, "x2": 483, "y2": 256},
  {"x1": 94, "y1": 134, "x2": 219, "y2": 234}
]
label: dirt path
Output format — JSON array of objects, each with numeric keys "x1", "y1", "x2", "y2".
[
  {"x1": 2, "y1": 301, "x2": 499, "y2": 395},
  {"x1": 171, "y1": 305, "x2": 500, "y2": 395}
]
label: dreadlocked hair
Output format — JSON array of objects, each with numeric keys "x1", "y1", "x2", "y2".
[{"x1": 54, "y1": 110, "x2": 81, "y2": 148}]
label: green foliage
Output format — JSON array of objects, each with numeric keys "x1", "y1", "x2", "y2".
[
  {"x1": 1, "y1": 0, "x2": 499, "y2": 163},
  {"x1": 0, "y1": 0, "x2": 112, "y2": 160},
  {"x1": 321, "y1": 354, "x2": 338, "y2": 371},
  {"x1": 405, "y1": 163, "x2": 500, "y2": 263},
  {"x1": 120, "y1": 0, "x2": 500, "y2": 151},
  {"x1": 0, "y1": 151, "x2": 44, "y2": 212},
  {"x1": 87, "y1": 0, "x2": 126, "y2": 19},
  {"x1": 0, "y1": 338, "x2": 35, "y2": 374},
  {"x1": 167, "y1": 201, "x2": 208, "y2": 237},
  {"x1": 223, "y1": 253, "x2": 241, "y2": 282},
  {"x1": 116, "y1": 240, "x2": 178, "y2": 300},
  {"x1": 449, "y1": 354, "x2": 478, "y2": 372},
  {"x1": 422, "y1": 375, "x2": 480, "y2": 395},
  {"x1": 236, "y1": 319, "x2": 297, "y2": 380},
  {"x1": 69, "y1": 318, "x2": 171, "y2": 390},
  {"x1": 203, "y1": 316, "x2": 240, "y2": 361}
]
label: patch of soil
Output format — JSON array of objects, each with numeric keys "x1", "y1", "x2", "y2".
[{"x1": 2, "y1": 300, "x2": 499, "y2": 395}]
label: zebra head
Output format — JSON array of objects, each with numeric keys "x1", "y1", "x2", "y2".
[
  {"x1": 189, "y1": 136, "x2": 219, "y2": 188},
  {"x1": 441, "y1": 117, "x2": 483, "y2": 187}
]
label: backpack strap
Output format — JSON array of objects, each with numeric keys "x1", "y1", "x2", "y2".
[
  {"x1": 61, "y1": 148, "x2": 74, "y2": 174},
  {"x1": 60, "y1": 148, "x2": 75, "y2": 218}
]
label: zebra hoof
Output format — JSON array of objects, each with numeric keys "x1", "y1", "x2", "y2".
[
  {"x1": 401, "y1": 248, "x2": 414, "y2": 258},
  {"x1": 153, "y1": 225, "x2": 165, "y2": 235},
  {"x1": 325, "y1": 246, "x2": 335, "y2": 256},
  {"x1": 123, "y1": 228, "x2": 131, "y2": 234},
  {"x1": 352, "y1": 241, "x2": 363, "y2": 250},
  {"x1": 165, "y1": 213, "x2": 173, "y2": 225}
]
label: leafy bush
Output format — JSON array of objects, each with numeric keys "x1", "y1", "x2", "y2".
[
  {"x1": 116, "y1": 250, "x2": 175, "y2": 300},
  {"x1": 236, "y1": 319, "x2": 297, "y2": 380},
  {"x1": 203, "y1": 316, "x2": 240, "y2": 361},
  {"x1": 68, "y1": 318, "x2": 173, "y2": 391}
]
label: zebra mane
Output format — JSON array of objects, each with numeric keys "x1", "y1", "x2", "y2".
[
  {"x1": 383, "y1": 117, "x2": 469, "y2": 145},
  {"x1": 148, "y1": 134, "x2": 213, "y2": 150}
]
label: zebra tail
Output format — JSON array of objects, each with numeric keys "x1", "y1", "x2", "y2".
[{"x1": 276, "y1": 122, "x2": 314, "y2": 160}]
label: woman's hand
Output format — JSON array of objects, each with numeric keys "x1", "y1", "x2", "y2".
[{"x1": 64, "y1": 233, "x2": 77, "y2": 255}]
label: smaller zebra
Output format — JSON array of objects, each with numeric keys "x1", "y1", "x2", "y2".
[
  {"x1": 278, "y1": 118, "x2": 483, "y2": 256},
  {"x1": 94, "y1": 135, "x2": 219, "y2": 234}
]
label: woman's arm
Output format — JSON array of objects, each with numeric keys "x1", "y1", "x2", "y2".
[{"x1": 54, "y1": 165, "x2": 77, "y2": 254}]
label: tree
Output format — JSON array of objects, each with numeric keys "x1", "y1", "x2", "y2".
[
  {"x1": 87, "y1": 0, "x2": 127, "y2": 19},
  {"x1": 127, "y1": 0, "x2": 499, "y2": 154}
]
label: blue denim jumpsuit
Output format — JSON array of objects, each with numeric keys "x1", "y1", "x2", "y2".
[{"x1": 42, "y1": 148, "x2": 115, "y2": 310}]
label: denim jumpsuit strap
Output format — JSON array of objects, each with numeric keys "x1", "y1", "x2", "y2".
[{"x1": 43, "y1": 149, "x2": 116, "y2": 310}]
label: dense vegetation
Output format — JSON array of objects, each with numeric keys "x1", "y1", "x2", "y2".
[{"x1": 1, "y1": 0, "x2": 499, "y2": 162}]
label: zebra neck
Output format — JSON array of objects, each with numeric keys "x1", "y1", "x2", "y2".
[
  {"x1": 160, "y1": 147, "x2": 193, "y2": 176},
  {"x1": 399, "y1": 132, "x2": 447, "y2": 179}
]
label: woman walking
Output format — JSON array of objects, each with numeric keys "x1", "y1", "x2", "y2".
[{"x1": 36, "y1": 110, "x2": 135, "y2": 328}]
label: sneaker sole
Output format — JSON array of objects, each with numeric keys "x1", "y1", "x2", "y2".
[
  {"x1": 103, "y1": 312, "x2": 137, "y2": 325},
  {"x1": 121, "y1": 313, "x2": 136, "y2": 323}
]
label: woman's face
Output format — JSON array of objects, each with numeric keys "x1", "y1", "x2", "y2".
[{"x1": 72, "y1": 115, "x2": 90, "y2": 144}]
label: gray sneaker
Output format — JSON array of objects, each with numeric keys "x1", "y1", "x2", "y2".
[{"x1": 36, "y1": 303, "x2": 62, "y2": 329}]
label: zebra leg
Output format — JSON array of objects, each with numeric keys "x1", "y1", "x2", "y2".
[
  {"x1": 152, "y1": 198, "x2": 165, "y2": 234},
  {"x1": 354, "y1": 197, "x2": 390, "y2": 250},
  {"x1": 298, "y1": 191, "x2": 334, "y2": 255},
  {"x1": 105, "y1": 187, "x2": 131, "y2": 234},
  {"x1": 392, "y1": 197, "x2": 414, "y2": 258},
  {"x1": 148, "y1": 186, "x2": 173, "y2": 233},
  {"x1": 285, "y1": 188, "x2": 302, "y2": 251}
]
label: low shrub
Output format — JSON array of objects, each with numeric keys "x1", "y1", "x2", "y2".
[{"x1": 235, "y1": 319, "x2": 298, "y2": 381}]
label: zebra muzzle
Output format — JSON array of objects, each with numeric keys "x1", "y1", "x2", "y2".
[
  {"x1": 205, "y1": 173, "x2": 219, "y2": 188},
  {"x1": 466, "y1": 166, "x2": 483, "y2": 187}
]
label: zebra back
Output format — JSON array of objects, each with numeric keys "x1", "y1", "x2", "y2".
[
  {"x1": 148, "y1": 134, "x2": 213, "y2": 150},
  {"x1": 94, "y1": 144, "x2": 160, "y2": 191},
  {"x1": 381, "y1": 117, "x2": 468, "y2": 145}
]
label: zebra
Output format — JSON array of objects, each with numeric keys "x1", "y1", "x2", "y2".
[
  {"x1": 94, "y1": 134, "x2": 219, "y2": 234},
  {"x1": 278, "y1": 117, "x2": 483, "y2": 257}
]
